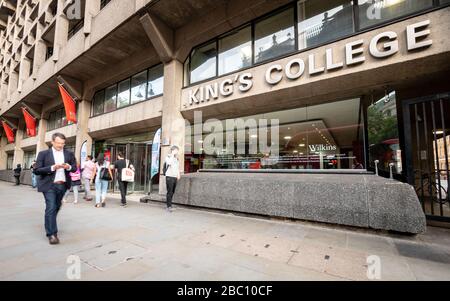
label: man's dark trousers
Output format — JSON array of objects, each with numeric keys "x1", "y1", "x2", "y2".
[
  {"x1": 166, "y1": 176, "x2": 177, "y2": 208},
  {"x1": 43, "y1": 183, "x2": 67, "y2": 237},
  {"x1": 118, "y1": 180, "x2": 128, "y2": 205}
]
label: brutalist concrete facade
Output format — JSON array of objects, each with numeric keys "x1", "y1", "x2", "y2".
[{"x1": 0, "y1": 0, "x2": 449, "y2": 232}]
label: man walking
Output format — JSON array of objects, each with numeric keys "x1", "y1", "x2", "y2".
[
  {"x1": 30, "y1": 160, "x2": 37, "y2": 188},
  {"x1": 13, "y1": 164, "x2": 22, "y2": 186},
  {"x1": 164, "y1": 145, "x2": 181, "y2": 212},
  {"x1": 113, "y1": 152, "x2": 134, "y2": 207},
  {"x1": 34, "y1": 133, "x2": 77, "y2": 245},
  {"x1": 82, "y1": 155, "x2": 95, "y2": 201}
]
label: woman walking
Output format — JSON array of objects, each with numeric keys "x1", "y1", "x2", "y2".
[
  {"x1": 92, "y1": 153, "x2": 113, "y2": 208},
  {"x1": 63, "y1": 161, "x2": 82, "y2": 204}
]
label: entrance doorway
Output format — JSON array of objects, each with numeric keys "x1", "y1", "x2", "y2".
[
  {"x1": 94, "y1": 132, "x2": 160, "y2": 195},
  {"x1": 403, "y1": 93, "x2": 450, "y2": 222}
]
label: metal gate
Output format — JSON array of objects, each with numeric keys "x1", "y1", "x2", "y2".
[{"x1": 403, "y1": 93, "x2": 450, "y2": 222}]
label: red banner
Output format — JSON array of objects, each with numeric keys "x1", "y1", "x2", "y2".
[
  {"x1": 58, "y1": 83, "x2": 77, "y2": 123},
  {"x1": 21, "y1": 108, "x2": 37, "y2": 137},
  {"x1": 2, "y1": 121, "x2": 15, "y2": 143}
]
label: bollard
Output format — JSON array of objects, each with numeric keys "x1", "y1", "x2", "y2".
[
  {"x1": 389, "y1": 163, "x2": 395, "y2": 180},
  {"x1": 374, "y1": 160, "x2": 379, "y2": 176}
]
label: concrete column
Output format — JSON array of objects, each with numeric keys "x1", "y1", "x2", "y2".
[
  {"x1": 36, "y1": 115, "x2": 48, "y2": 154},
  {"x1": 159, "y1": 60, "x2": 185, "y2": 194},
  {"x1": 53, "y1": 0, "x2": 69, "y2": 61},
  {"x1": 13, "y1": 119, "x2": 25, "y2": 167},
  {"x1": 0, "y1": 136, "x2": 7, "y2": 170},
  {"x1": 8, "y1": 71, "x2": 19, "y2": 98},
  {"x1": 74, "y1": 99, "x2": 92, "y2": 163}
]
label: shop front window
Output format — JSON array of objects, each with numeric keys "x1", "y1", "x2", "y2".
[
  {"x1": 190, "y1": 41, "x2": 217, "y2": 84},
  {"x1": 185, "y1": 98, "x2": 365, "y2": 172},
  {"x1": 298, "y1": 0, "x2": 354, "y2": 50},
  {"x1": 218, "y1": 26, "x2": 252, "y2": 75},
  {"x1": 368, "y1": 91, "x2": 402, "y2": 174},
  {"x1": 357, "y1": 0, "x2": 433, "y2": 30},
  {"x1": 254, "y1": 7, "x2": 296, "y2": 64}
]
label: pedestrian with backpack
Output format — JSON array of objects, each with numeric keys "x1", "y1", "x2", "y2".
[
  {"x1": 163, "y1": 145, "x2": 181, "y2": 212},
  {"x1": 113, "y1": 152, "x2": 135, "y2": 207},
  {"x1": 91, "y1": 153, "x2": 113, "y2": 208}
]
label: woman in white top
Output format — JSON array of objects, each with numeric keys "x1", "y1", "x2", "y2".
[{"x1": 92, "y1": 153, "x2": 113, "y2": 208}]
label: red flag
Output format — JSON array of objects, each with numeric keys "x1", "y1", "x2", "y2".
[
  {"x1": 58, "y1": 83, "x2": 77, "y2": 123},
  {"x1": 2, "y1": 121, "x2": 15, "y2": 143},
  {"x1": 21, "y1": 108, "x2": 37, "y2": 137}
]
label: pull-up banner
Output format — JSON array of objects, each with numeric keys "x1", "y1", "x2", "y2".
[
  {"x1": 58, "y1": 83, "x2": 77, "y2": 123},
  {"x1": 21, "y1": 108, "x2": 37, "y2": 137},
  {"x1": 1, "y1": 121, "x2": 15, "y2": 143}
]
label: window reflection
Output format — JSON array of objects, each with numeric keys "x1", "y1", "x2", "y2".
[
  {"x1": 131, "y1": 71, "x2": 147, "y2": 104},
  {"x1": 190, "y1": 42, "x2": 217, "y2": 83},
  {"x1": 254, "y1": 7, "x2": 296, "y2": 63},
  {"x1": 298, "y1": 0, "x2": 354, "y2": 50},
  {"x1": 117, "y1": 79, "x2": 131, "y2": 108},
  {"x1": 148, "y1": 64, "x2": 164, "y2": 97},
  {"x1": 218, "y1": 26, "x2": 252, "y2": 75},
  {"x1": 357, "y1": 0, "x2": 433, "y2": 29},
  {"x1": 104, "y1": 85, "x2": 117, "y2": 113},
  {"x1": 368, "y1": 91, "x2": 402, "y2": 174}
]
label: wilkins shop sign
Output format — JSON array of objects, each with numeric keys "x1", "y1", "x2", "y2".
[{"x1": 185, "y1": 20, "x2": 432, "y2": 107}]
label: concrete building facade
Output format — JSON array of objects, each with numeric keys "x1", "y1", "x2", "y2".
[{"x1": 0, "y1": 0, "x2": 449, "y2": 231}]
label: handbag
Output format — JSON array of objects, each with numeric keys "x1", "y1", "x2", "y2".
[{"x1": 121, "y1": 160, "x2": 135, "y2": 183}]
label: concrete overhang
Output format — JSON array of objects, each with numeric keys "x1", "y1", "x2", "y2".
[{"x1": 87, "y1": 96, "x2": 163, "y2": 140}]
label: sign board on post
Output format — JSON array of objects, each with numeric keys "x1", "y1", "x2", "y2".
[
  {"x1": 80, "y1": 141, "x2": 87, "y2": 169},
  {"x1": 151, "y1": 128, "x2": 162, "y2": 180}
]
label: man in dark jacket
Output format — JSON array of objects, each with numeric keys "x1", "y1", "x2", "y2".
[
  {"x1": 13, "y1": 164, "x2": 22, "y2": 185},
  {"x1": 34, "y1": 133, "x2": 77, "y2": 245}
]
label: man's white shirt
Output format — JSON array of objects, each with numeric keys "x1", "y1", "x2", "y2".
[{"x1": 51, "y1": 148, "x2": 70, "y2": 183}]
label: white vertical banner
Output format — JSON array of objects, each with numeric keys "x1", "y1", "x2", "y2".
[
  {"x1": 151, "y1": 128, "x2": 162, "y2": 180},
  {"x1": 80, "y1": 140, "x2": 87, "y2": 169}
]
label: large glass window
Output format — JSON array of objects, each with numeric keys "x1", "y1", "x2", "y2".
[
  {"x1": 148, "y1": 64, "x2": 164, "y2": 98},
  {"x1": 357, "y1": 0, "x2": 433, "y2": 29},
  {"x1": 93, "y1": 90, "x2": 105, "y2": 116},
  {"x1": 254, "y1": 7, "x2": 296, "y2": 64},
  {"x1": 185, "y1": 98, "x2": 365, "y2": 172},
  {"x1": 104, "y1": 85, "x2": 117, "y2": 113},
  {"x1": 368, "y1": 91, "x2": 402, "y2": 174},
  {"x1": 23, "y1": 151, "x2": 36, "y2": 169},
  {"x1": 117, "y1": 79, "x2": 131, "y2": 108},
  {"x1": 131, "y1": 71, "x2": 148, "y2": 104},
  {"x1": 298, "y1": 0, "x2": 354, "y2": 50},
  {"x1": 190, "y1": 41, "x2": 217, "y2": 84},
  {"x1": 218, "y1": 26, "x2": 252, "y2": 75}
]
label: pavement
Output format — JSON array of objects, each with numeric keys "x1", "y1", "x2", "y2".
[{"x1": 1, "y1": 181, "x2": 450, "y2": 281}]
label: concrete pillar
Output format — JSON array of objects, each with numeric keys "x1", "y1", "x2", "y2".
[
  {"x1": 53, "y1": 0, "x2": 69, "y2": 61},
  {"x1": 36, "y1": 114, "x2": 48, "y2": 154},
  {"x1": 159, "y1": 60, "x2": 185, "y2": 194},
  {"x1": 0, "y1": 136, "x2": 7, "y2": 170},
  {"x1": 74, "y1": 99, "x2": 92, "y2": 163},
  {"x1": 8, "y1": 71, "x2": 19, "y2": 98},
  {"x1": 13, "y1": 119, "x2": 25, "y2": 167}
]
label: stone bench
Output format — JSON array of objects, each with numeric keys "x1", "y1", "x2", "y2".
[{"x1": 172, "y1": 172, "x2": 426, "y2": 234}]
